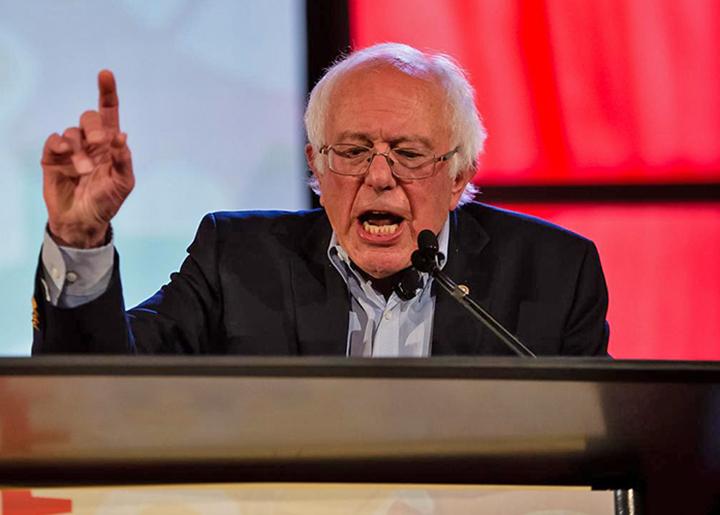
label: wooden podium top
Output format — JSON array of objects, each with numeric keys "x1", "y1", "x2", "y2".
[{"x1": 0, "y1": 356, "x2": 718, "y2": 512}]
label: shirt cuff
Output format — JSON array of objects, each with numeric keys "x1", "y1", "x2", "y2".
[{"x1": 41, "y1": 228, "x2": 115, "y2": 308}]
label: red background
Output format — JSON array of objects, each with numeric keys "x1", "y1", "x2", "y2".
[{"x1": 350, "y1": 0, "x2": 720, "y2": 359}]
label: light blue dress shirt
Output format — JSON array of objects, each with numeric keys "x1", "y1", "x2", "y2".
[{"x1": 327, "y1": 219, "x2": 449, "y2": 357}]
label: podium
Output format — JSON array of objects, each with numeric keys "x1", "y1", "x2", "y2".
[{"x1": 0, "y1": 356, "x2": 718, "y2": 513}]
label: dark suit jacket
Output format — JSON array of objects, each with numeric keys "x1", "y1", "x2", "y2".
[{"x1": 32, "y1": 203, "x2": 609, "y2": 356}]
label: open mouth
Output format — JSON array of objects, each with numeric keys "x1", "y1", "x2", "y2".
[{"x1": 358, "y1": 210, "x2": 405, "y2": 235}]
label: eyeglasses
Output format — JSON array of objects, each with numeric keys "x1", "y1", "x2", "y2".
[{"x1": 319, "y1": 143, "x2": 459, "y2": 180}]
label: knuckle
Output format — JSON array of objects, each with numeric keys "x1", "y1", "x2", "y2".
[
  {"x1": 63, "y1": 127, "x2": 80, "y2": 138},
  {"x1": 79, "y1": 111, "x2": 102, "y2": 129},
  {"x1": 43, "y1": 134, "x2": 58, "y2": 150}
]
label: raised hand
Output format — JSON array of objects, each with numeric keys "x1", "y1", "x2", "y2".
[{"x1": 42, "y1": 70, "x2": 135, "y2": 248}]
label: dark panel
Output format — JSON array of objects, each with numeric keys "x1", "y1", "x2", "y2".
[
  {"x1": 306, "y1": 0, "x2": 350, "y2": 92},
  {"x1": 478, "y1": 183, "x2": 720, "y2": 204},
  {"x1": 305, "y1": 0, "x2": 351, "y2": 208}
]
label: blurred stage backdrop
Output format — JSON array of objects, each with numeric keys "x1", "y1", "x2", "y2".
[{"x1": 1, "y1": 1, "x2": 718, "y2": 359}]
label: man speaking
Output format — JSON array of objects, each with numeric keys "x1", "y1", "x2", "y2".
[{"x1": 33, "y1": 43, "x2": 609, "y2": 356}]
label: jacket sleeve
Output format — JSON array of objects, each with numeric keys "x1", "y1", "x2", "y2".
[
  {"x1": 32, "y1": 214, "x2": 223, "y2": 355},
  {"x1": 561, "y1": 240, "x2": 610, "y2": 356},
  {"x1": 32, "y1": 249, "x2": 135, "y2": 354}
]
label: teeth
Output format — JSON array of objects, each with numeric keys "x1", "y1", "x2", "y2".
[{"x1": 363, "y1": 221, "x2": 399, "y2": 235}]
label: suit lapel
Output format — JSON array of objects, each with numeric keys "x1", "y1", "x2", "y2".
[
  {"x1": 431, "y1": 209, "x2": 494, "y2": 355},
  {"x1": 291, "y1": 212, "x2": 349, "y2": 355}
]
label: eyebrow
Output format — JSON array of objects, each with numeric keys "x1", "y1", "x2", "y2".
[{"x1": 335, "y1": 131, "x2": 434, "y2": 149}]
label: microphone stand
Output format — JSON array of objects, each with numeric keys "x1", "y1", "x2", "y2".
[{"x1": 412, "y1": 233, "x2": 536, "y2": 358}]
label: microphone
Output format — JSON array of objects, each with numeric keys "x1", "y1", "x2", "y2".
[
  {"x1": 412, "y1": 230, "x2": 441, "y2": 274},
  {"x1": 418, "y1": 229, "x2": 439, "y2": 256},
  {"x1": 411, "y1": 230, "x2": 536, "y2": 357}
]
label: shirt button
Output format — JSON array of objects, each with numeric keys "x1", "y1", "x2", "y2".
[
  {"x1": 50, "y1": 267, "x2": 61, "y2": 281},
  {"x1": 384, "y1": 312, "x2": 392, "y2": 320},
  {"x1": 66, "y1": 271, "x2": 78, "y2": 283}
]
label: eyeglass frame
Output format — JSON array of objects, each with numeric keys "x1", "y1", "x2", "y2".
[{"x1": 318, "y1": 143, "x2": 460, "y2": 180}]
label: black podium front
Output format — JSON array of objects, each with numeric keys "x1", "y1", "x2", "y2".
[{"x1": 0, "y1": 357, "x2": 718, "y2": 514}]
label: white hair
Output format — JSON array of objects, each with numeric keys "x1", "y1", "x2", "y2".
[{"x1": 304, "y1": 42, "x2": 486, "y2": 205}]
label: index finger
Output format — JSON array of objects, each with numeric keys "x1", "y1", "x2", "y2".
[{"x1": 98, "y1": 69, "x2": 120, "y2": 131}]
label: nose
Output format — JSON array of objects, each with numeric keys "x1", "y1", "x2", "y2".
[{"x1": 363, "y1": 151, "x2": 397, "y2": 191}]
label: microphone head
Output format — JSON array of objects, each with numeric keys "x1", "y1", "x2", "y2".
[
  {"x1": 417, "y1": 229, "x2": 438, "y2": 253},
  {"x1": 412, "y1": 230, "x2": 439, "y2": 273}
]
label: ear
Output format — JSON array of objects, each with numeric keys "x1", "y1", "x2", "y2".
[
  {"x1": 306, "y1": 143, "x2": 325, "y2": 206},
  {"x1": 305, "y1": 143, "x2": 318, "y2": 173},
  {"x1": 448, "y1": 167, "x2": 475, "y2": 210}
]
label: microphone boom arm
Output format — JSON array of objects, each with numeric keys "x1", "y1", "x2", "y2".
[
  {"x1": 412, "y1": 229, "x2": 536, "y2": 358},
  {"x1": 430, "y1": 265, "x2": 536, "y2": 357}
]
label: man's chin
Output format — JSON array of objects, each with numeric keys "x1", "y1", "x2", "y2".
[{"x1": 349, "y1": 251, "x2": 412, "y2": 279}]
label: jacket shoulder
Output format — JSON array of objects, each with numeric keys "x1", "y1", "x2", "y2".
[
  {"x1": 187, "y1": 208, "x2": 330, "y2": 260},
  {"x1": 205, "y1": 208, "x2": 326, "y2": 234},
  {"x1": 459, "y1": 202, "x2": 593, "y2": 250}
]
